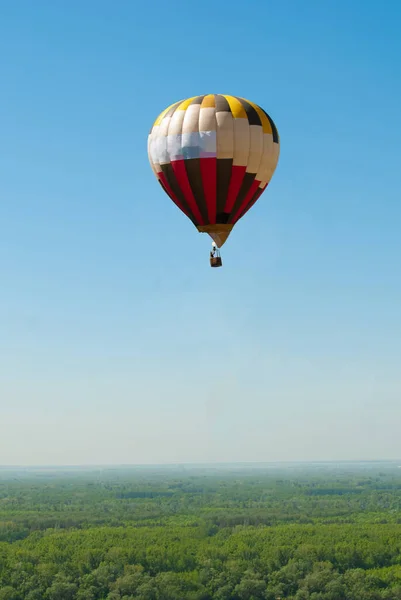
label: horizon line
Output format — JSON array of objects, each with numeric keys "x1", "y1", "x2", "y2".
[{"x1": 0, "y1": 459, "x2": 400, "y2": 470}]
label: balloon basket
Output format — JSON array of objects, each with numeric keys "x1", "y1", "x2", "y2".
[{"x1": 210, "y1": 256, "x2": 222, "y2": 268}]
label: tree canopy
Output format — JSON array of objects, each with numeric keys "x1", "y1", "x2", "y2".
[{"x1": 1, "y1": 463, "x2": 401, "y2": 598}]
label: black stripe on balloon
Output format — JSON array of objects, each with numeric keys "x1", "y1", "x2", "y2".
[
  {"x1": 158, "y1": 179, "x2": 174, "y2": 201},
  {"x1": 235, "y1": 97, "x2": 261, "y2": 126},
  {"x1": 157, "y1": 180, "x2": 190, "y2": 219},
  {"x1": 234, "y1": 186, "x2": 265, "y2": 223},
  {"x1": 184, "y1": 158, "x2": 209, "y2": 224},
  {"x1": 260, "y1": 107, "x2": 279, "y2": 143},
  {"x1": 228, "y1": 172, "x2": 257, "y2": 221},
  {"x1": 189, "y1": 95, "x2": 205, "y2": 105},
  {"x1": 214, "y1": 95, "x2": 231, "y2": 113},
  {"x1": 159, "y1": 164, "x2": 197, "y2": 224},
  {"x1": 216, "y1": 158, "x2": 233, "y2": 224}
]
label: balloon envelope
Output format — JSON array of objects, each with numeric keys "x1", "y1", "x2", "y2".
[{"x1": 148, "y1": 94, "x2": 280, "y2": 247}]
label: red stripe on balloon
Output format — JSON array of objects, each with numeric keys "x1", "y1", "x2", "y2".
[
  {"x1": 200, "y1": 157, "x2": 217, "y2": 223},
  {"x1": 224, "y1": 166, "x2": 246, "y2": 214},
  {"x1": 171, "y1": 160, "x2": 204, "y2": 225}
]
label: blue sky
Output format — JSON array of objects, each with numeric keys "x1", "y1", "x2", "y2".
[{"x1": 0, "y1": 0, "x2": 400, "y2": 465}]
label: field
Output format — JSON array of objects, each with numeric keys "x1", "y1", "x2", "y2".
[{"x1": 1, "y1": 462, "x2": 401, "y2": 599}]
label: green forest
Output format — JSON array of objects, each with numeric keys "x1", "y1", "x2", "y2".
[{"x1": 1, "y1": 463, "x2": 401, "y2": 599}]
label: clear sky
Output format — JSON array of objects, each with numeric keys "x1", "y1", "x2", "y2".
[{"x1": 0, "y1": 0, "x2": 400, "y2": 466}]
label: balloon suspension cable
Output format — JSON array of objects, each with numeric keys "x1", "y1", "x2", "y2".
[{"x1": 209, "y1": 241, "x2": 223, "y2": 268}]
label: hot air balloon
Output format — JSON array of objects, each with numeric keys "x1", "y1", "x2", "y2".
[{"x1": 147, "y1": 94, "x2": 280, "y2": 267}]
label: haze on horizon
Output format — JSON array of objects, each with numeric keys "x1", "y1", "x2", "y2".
[{"x1": 1, "y1": 0, "x2": 400, "y2": 466}]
